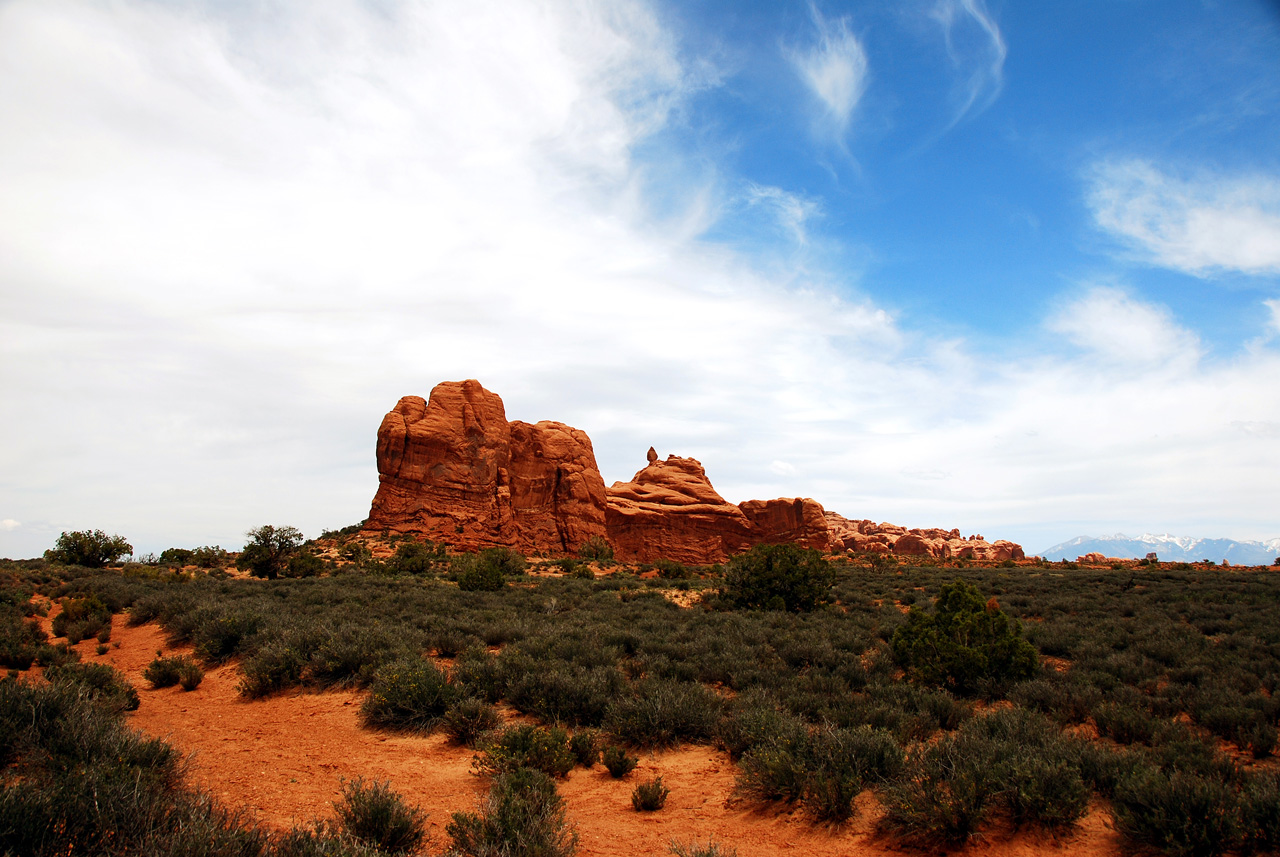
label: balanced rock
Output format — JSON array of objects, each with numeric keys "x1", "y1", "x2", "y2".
[{"x1": 366, "y1": 380, "x2": 608, "y2": 553}]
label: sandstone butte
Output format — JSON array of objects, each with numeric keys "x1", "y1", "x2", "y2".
[{"x1": 364, "y1": 380, "x2": 1025, "y2": 564}]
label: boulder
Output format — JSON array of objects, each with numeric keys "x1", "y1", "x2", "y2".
[{"x1": 824, "y1": 512, "x2": 1025, "y2": 561}]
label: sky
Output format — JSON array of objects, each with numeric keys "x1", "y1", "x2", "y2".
[{"x1": 2, "y1": 0, "x2": 1279, "y2": 559}]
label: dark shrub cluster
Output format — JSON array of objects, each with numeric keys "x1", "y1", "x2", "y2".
[
  {"x1": 51, "y1": 594, "x2": 112, "y2": 644},
  {"x1": 721, "y1": 544, "x2": 834, "y2": 612},
  {"x1": 891, "y1": 579, "x2": 1038, "y2": 696},
  {"x1": 361, "y1": 657, "x2": 457, "y2": 732},
  {"x1": 632, "y1": 776, "x2": 670, "y2": 811},
  {"x1": 603, "y1": 745, "x2": 639, "y2": 778},
  {"x1": 476, "y1": 724, "x2": 576, "y2": 779},
  {"x1": 144, "y1": 654, "x2": 204, "y2": 691},
  {"x1": 44, "y1": 529, "x2": 132, "y2": 568},
  {"x1": 332, "y1": 777, "x2": 426, "y2": 855},
  {"x1": 447, "y1": 767, "x2": 577, "y2": 857}
]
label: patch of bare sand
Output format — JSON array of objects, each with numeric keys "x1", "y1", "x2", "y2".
[{"x1": 46, "y1": 616, "x2": 1124, "y2": 856}]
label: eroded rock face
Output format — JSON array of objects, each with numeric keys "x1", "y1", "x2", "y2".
[
  {"x1": 824, "y1": 512, "x2": 1025, "y2": 561},
  {"x1": 604, "y1": 454, "x2": 754, "y2": 564},
  {"x1": 366, "y1": 380, "x2": 608, "y2": 553},
  {"x1": 365, "y1": 381, "x2": 1024, "y2": 563}
]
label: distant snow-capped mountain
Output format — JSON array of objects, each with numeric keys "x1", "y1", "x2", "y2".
[{"x1": 1038, "y1": 533, "x2": 1280, "y2": 565}]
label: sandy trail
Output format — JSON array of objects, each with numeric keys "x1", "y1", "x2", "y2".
[{"x1": 46, "y1": 614, "x2": 1122, "y2": 856}]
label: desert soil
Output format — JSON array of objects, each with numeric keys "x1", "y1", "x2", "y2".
[{"x1": 36, "y1": 614, "x2": 1125, "y2": 857}]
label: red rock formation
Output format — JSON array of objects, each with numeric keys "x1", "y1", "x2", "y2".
[
  {"x1": 366, "y1": 380, "x2": 607, "y2": 553},
  {"x1": 824, "y1": 512, "x2": 1024, "y2": 561},
  {"x1": 365, "y1": 381, "x2": 1024, "y2": 564},
  {"x1": 605, "y1": 453, "x2": 754, "y2": 564}
]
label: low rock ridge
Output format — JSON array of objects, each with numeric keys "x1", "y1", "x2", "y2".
[{"x1": 365, "y1": 380, "x2": 1023, "y2": 563}]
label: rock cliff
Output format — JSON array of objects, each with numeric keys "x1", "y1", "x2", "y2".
[
  {"x1": 366, "y1": 380, "x2": 608, "y2": 553},
  {"x1": 365, "y1": 381, "x2": 1023, "y2": 563}
]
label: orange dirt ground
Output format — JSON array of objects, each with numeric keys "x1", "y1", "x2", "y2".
[{"x1": 37, "y1": 616, "x2": 1126, "y2": 857}]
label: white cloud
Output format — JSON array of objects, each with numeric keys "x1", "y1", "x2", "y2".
[
  {"x1": 787, "y1": 6, "x2": 869, "y2": 137},
  {"x1": 743, "y1": 183, "x2": 820, "y2": 246},
  {"x1": 930, "y1": 0, "x2": 1006, "y2": 125},
  {"x1": 1088, "y1": 159, "x2": 1280, "y2": 275},
  {"x1": 1266, "y1": 299, "x2": 1280, "y2": 335},
  {"x1": 0, "y1": 0, "x2": 1277, "y2": 561},
  {"x1": 1046, "y1": 286, "x2": 1201, "y2": 368},
  {"x1": 0, "y1": 520, "x2": 19, "y2": 531}
]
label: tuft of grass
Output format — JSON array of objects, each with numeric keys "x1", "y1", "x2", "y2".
[
  {"x1": 442, "y1": 697, "x2": 501, "y2": 747},
  {"x1": 569, "y1": 728, "x2": 601, "y2": 768},
  {"x1": 603, "y1": 745, "x2": 639, "y2": 778},
  {"x1": 632, "y1": 776, "x2": 670, "y2": 811},
  {"x1": 670, "y1": 838, "x2": 737, "y2": 857},
  {"x1": 447, "y1": 767, "x2": 577, "y2": 857},
  {"x1": 333, "y1": 777, "x2": 426, "y2": 855}
]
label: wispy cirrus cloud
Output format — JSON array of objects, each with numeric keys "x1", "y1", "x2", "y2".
[
  {"x1": 1088, "y1": 159, "x2": 1280, "y2": 276},
  {"x1": 787, "y1": 5, "x2": 869, "y2": 139},
  {"x1": 930, "y1": 0, "x2": 1006, "y2": 126}
]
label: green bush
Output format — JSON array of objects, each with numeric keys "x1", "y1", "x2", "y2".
[
  {"x1": 361, "y1": 657, "x2": 457, "y2": 732},
  {"x1": 286, "y1": 549, "x2": 326, "y2": 578},
  {"x1": 144, "y1": 654, "x2": 203, "y2": 691},
  {"x1": 879, "y1": 731, "x2": 1000, "y2": 847},
  {"x1": 0, "y1": 611, "x2": 46, "y2": 670},
  {"x1": 569, "y1": 728, "x2": 601, "y2": 767},
  {"x1": 44, "y1": 529, "x2": 132, "y2": 567},
  {"x1": 456, "y1": 554, "x2": 507, "y2": 592},
  {"x1": 891, "y1": 579, "x2": 1039, "y2": 695},
  {"x1": 603, "y1": 745, "x2": 638, "y2": 778},
  {"x1": 51, "y1": 594, "x2": 112, "y2": 644},
  {"x1": 389, "y1": 540, "x2": 446, "y2": 575},
  {"x1": 1241, "y1": 771, "x2": 1280, "y2": 854},
  {"x1": 654, "y1": 559, "x2": 694, "y2": 580},
  {"x1": 606, "y1": 678, "x2": 722, "y2": 748},
  {"x1": 45, "y1": 661, "x2": 140, "y2": 711},
  {"x1": 333, "y1": 777, "x2": 426, "y2": 855},
  {"x1": 1112, "y1": 767, "x2": 1241, "y2": 857},
  {"x1": 235, "y1": 524, "x2": 304, "y2": 580},
  {"x1": 721, "y1": 544, "x2": 834, "y2": 612},
  {"x1": 632, "y1": 776, "x2": 670, "y2": 811},
  {"x1": 447, "y1": 767, "x2": 577, "y2": 857},
  {"x1": 578, "y1": 535, "x2": 614, "y2": 562},
  {"x1": 443, "y1": 697, "x2": 501, "y2": 746},
  {"x1": 476, "y1": 724, "x2": 575, "y2": 779}
]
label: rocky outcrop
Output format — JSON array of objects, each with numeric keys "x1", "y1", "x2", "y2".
[
  {"x1": 824, "y1": 513, "x2": 1025, "y2": 561},
  {"x1": 366, "y1": 380, "x2": 608, "y2": 553},
  {"x1": 365, "y1": 380, "x2": 1024, "y2": 563}
]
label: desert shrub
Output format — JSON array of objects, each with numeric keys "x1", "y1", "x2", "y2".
[
  {"x1": 1009, "y1": 676, "x2": 1100, "y2": 724},
  {"x1": 670, "y1": 839, "x2": 737, "y2": 857},
  {"x1": 272, "y1": 822, "x2": 382, "y2": 857},
  {"x1": 891, "y1": 579, "x2": 1038, "y2": 695},
  {"x1": 879, "y1": 731, "x2": 1000, "y2": 847},
  {"x1": 236, "y1": 524, "x2": 304, "y2": 580},
  {"x1": 447, "y1": 767, "x2": 577, "y2": 857},
  {"x1": 307, "y1": 622, "x2": 404, "y2": 688},
  {"x1": 578, "y1": 535, "x2": 614, "y2": 562},
  {"x1": 654, "y1": 559, "x2": 694, "y2": 580},
  {"x1": 603, "y1": 745, "x2": 638, "y2": 778},
  {"x1": 35, "y1": 641, "x2": 80, "y2": 667},
  {"x1": 716, "y1": 691, "x2": 808, "y2": 760},
  {"x1": 285, "y1": 549, "x2": 326, "y2": 578},
  {"x1": 44, "y1": 529, "x2": 132, "y2": 567},
  {"x1": 239, "y1": 637, "x2": 311, "y2": 698},
  {"x1": 607, "y1": 678, "x2": 722, "y2": 748},
  {"x1": 361, "y1": 657, "x2": 457, "y2": 732},
  {"x1": 737, "y1": 731, "x2": 810, "y2": 804},
  {"x1": 456, "y1": 554, "x2": 507, "y2": 592},
  {"x1": 388, "y1": 539, "x2": 446, "y2": 575},
  {"x1": 632, "y1": 776, "x2": 670, "y2": 811},
  {"x1": 443, "y1": 697, "x2": 501, "y2": 746},
  {"x1": 1112, "y1": 767, "x2": 1241, "y2": 857},
  {"x1": 45, "y1": 661, "x2": 140, "y2": 711},
  {"x1": 453, "y1": 645, "x2": 506, "y2": 702},
  {"x1": 476, "y1": 724, "x2": 575, "y2": 779},
  {"x1": 568, "y1": 563, "x2": 595, "y2": 579},
  {"x1": 333, "y1": 778, "x2": 426, "y2": 854},
  {"x1": 569, "y1": 728, "x2": 601, "y2": 767},
  {"x1": 1241, "y1": 771, "x2": 1280, "y2": 854},
  {"x1": 193, "y1": 609, "x2": 264, "y2": 662},
  {"x1": 507, "y1": 662, "x2": 622, "y2": 726},
  {"x1": 51, "y1": 594, "x2": 112, "y2": 643},
  {"x1": 721, "y1": 544, "x2": 834, "y2": 612},
  {"x1": 802, "y1": 725, "x2": 904, "y2": 822},
  {"x1": 0, "y1": 610, "x2": 46, "y2": 669},
  {"x1": 145, "y1": 654, "x2": 203, "y2": 690},
  {"x1": 1094, "y1": 701, "x2": 1158, "y2": 745}
]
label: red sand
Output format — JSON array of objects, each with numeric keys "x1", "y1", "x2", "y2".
[{"x1": 40, "y1": 613, "x2": 1124, "y2": 856}]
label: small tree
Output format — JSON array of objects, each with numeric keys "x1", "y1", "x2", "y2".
[
  {"x1": 44, "y1": 530, "x2": 132, "y2": 567},
  {"x1": 891, "y1": 579, "x2": 1039, "y2": 696},
  {"x1": 235, "y1": 525, "x2": 304, "y2": 580},
  {"x1": 721, "y1": 543, "x2": 834, "y2": 611}
]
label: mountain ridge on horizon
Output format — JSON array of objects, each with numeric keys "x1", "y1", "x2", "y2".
[{"x1": 1039, "y1": 533, "x2": 1280, "y2": 565}]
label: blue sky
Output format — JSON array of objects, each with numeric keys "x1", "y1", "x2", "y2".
[{"x1": 1, "y1": 0, "x2": 1278, "y2": 558}]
